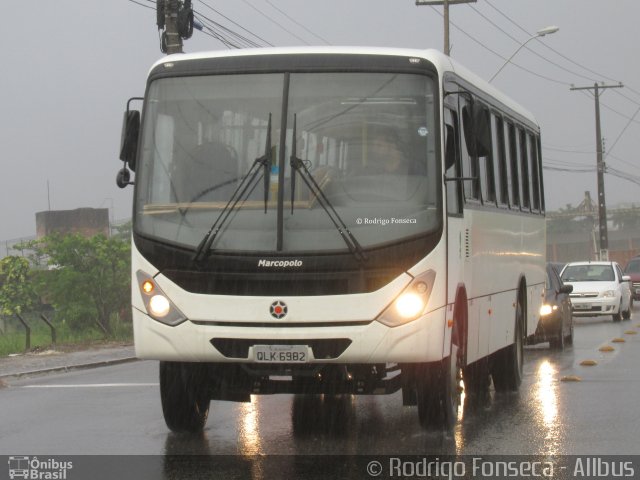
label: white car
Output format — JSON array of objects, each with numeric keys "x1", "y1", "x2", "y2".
[{"x1": 560, "y1": 261, "x2": 632, "y2": 322}]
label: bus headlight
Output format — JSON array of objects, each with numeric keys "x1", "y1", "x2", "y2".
[
  {"x1": 395, "y1": 292, "x2": 425, "y2": 318},
  {"x1": 376, "y1": 270, "x2": 436, "y2": 327},
  {"x1": 149, "y1": 295, "x2": 171, "y2": 317},
  {"x1": 136, "y1": 270, "x2": 187, "y2": 326}
]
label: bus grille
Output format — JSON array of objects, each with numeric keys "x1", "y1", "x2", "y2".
[{"x1": 162, "y1": 269, "x2": 394, "y2": 296}]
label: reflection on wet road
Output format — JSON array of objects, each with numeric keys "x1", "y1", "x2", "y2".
[
  {"x1": 160, "y1": 311, "x2": 640, "y2": 457},
  {"x1": 1, "y1": 311, "x2": 639, "y2": 479}
]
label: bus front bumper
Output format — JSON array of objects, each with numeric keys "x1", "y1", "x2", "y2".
[{"x1": 132, "y1": 306, "x2": 448, "y2": 365}]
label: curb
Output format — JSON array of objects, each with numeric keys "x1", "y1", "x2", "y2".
[{"x1": 0, "y1": 356, "x2": 140, "y2": 381}]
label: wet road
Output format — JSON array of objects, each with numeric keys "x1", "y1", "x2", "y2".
[{"x1": 1, "y1": 309, "x2": 639, "y2": 478}]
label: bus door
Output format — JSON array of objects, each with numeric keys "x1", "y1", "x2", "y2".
[{"x1": 443, "y1": 103, "x2": 464, "y2": 333}]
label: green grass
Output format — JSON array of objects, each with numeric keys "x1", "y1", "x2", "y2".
[{"x1": 0, "y1": 319, "x2": 132, "y2": 356}]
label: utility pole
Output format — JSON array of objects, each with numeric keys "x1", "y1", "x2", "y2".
[
  {"x1": 415, "y1": 0, "x2": 477, "y2": 56},
  {"x1": 570, "y1": 82, "x2": 624, "y2": 261},
  {"x1": 156, "y1": 0, "x2": 194, "y2": 55},
  {"x1": 164, "y1": 0, "x2": 183, "y2": 54}
]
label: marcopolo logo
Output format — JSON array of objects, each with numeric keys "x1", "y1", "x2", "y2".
[
  {"x1": 8, "y1": 456, "x2": 73, "y2": 479},
  {"x1": 257, "y1": 259, "x2": 303, "y2": 268}
]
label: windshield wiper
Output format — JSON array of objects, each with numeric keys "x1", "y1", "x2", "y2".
[
  {"x1": 192, "y1": 114, "x2": 272, "y2": 263},
  {"x1": 289, "y1": 114, "x2": 367, "y2": 262}
]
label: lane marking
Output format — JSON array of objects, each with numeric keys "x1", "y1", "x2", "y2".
[{"x1": 20, "y1": 383, "x2": 159, "y2": 388}]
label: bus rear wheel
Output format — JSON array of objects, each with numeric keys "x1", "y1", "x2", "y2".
[
  {"x1": 491, "y1": 293, "x2": 524, "y2": 392},
  {"x1": 416, "y1": 342, "x2": 461, "y2": 430},
  {"x1": 160, "y1": 361, "x2": 211, "y2": 433}
]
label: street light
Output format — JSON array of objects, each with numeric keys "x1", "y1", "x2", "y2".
[{"x1": 489, "y1": 25, "x2": 559, "y2": 83}]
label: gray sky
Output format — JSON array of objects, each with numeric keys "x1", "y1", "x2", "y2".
[{"x1": 2, "y1": 0, "x2": 639, "y2": 240}]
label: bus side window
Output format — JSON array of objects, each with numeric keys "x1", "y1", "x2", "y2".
[
  {"x1": 491, "y1": 113, "x2": 509, "y2": 207},
  {"x1": 460, "y1": 98, "x2": 480, "y2": 201},
  {"x1": 528, "y1": 133, "x2": 541, "y2": 212},
  {"x1": 505, "y1": 122, "x2": 519, "y2": 209},
  {"x1": 444, "y1": 107, "x2": 462, "y2": 215},
  {"x1": 518, "y1": 128, "x2": 531, "y2": 211},
  {"x1": 536, "y1": 136, "x2": 545, "y2": 213},
  {"x1": 476, "y1": 107, "x2": 496, "y2": 205}
]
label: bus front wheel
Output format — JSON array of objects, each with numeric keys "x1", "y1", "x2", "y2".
[
  {"x1": 416, "y1": 341, "x2": 461, "y2": 430},
  {"x1": 160, "y1": 361, "x2": 211, "y2": 433}
]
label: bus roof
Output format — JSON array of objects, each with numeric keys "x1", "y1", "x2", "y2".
[{"x1": 150, "y1": 46, "x2": 538, "y2": 126}]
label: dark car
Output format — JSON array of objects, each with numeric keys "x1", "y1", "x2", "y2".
[
  {"x1": 532, "y1": 263, "x2": 574, "y2": 349},
  {"x1": 623, "y1": 256, "x2": 640, "y2": 302}
]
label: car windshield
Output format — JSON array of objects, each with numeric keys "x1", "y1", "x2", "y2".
[
  {"x1": 134, "y1": 71, "x2": 440, "y2": 253},
  {"x1": 561, "y1": 264, "x2": 614, "y2": 282},
  {"x1": 625, "y1": 260, "x2": 640, "y2": 274}
]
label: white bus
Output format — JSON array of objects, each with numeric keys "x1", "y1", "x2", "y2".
[{"x1": 117, "y1": 47, "x2": 545, "y2": 432}]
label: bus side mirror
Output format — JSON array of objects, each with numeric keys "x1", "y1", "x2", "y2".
[
  {"x1": 116, "y1": 168, "x2": 132, "y2": 189},
  {"x1": 120, "y1": 110, "x2": 140, "y2": 171}
]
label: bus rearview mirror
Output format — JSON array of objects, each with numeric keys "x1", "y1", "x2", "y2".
[{"x1": 119, "y1": 110, "x2": 140, "y2": 171}]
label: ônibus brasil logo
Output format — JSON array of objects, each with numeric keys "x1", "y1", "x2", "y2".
[
  {"x1": 257, "y1": 259, "x2": 303, "y2": 268},
  {"x1": 8, "y1": 456, "x2": 73, "y2": 479}
]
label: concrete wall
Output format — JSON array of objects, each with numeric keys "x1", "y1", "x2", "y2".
[{"x1": 547, "y1": 228, "x2": 640, "y2": 267}]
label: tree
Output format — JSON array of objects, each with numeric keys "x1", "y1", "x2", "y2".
[
  {"x1": 0, "y1": 256, "x2": 38, "y2": 316},
  {"x1": 31, "y1": 233, "x2": 130, "y2": 334},
  {"x1": 611, "y1": 207, "x2": 640, "y2": 232}
]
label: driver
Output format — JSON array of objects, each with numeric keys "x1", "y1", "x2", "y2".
[{"x1": 367, "y1": 129, "x2": 409, "y2": 175}]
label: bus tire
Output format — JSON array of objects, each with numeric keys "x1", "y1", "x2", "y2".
[
  {"x1": 160, "y1": 361, "x2": 211, "y2": 433},
  {"x1": 491, "y1": 291, "x2": 525, "y2": 392},
  {"x1": 416, "y1": 342, "x2": 461, "y2": 430},
  {"x1": 463, "y1": 357, "x2": 490, "y2": 401}
]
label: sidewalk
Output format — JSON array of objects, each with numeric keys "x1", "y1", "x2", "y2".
[{"x1": 0, "y1": 343, "x2": 138, "y2": 380}]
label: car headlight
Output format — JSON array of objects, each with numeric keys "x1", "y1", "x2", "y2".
[
  {"x1": 601, "y1": 290, "x2": 616, "y2": 298},
  {"x1": 136, "y1": 270, "x2": 187, "y2": 326},
  {"x1": 376, "y1": 270, "x2": 436, "y2": 327},
  {"x1": 539, "y1": 304, "x2": 557, "y2": 316}
]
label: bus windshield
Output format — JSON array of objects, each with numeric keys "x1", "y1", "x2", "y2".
[{"x1": 135, "y1": 71, "x2": 440, "y2": 253}]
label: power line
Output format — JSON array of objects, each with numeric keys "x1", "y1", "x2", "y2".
[
  {"x1": 263, "y1": 0, "x2": 331, "y2": 45},
  {"x1": 194, "y1": 11, "x2": 265, "y2": 48},
  {"x1": 604, "y1": 103, "x2": 640, "y2": 159},
  {"x1": 466, "y1": 3, "x2": 597, "y2": 83},
  {"x1": 197, "y1": 1, "x2": 274, "y2": 47},
  {"x1": 543, "y1": 146, "x2": 595, "y2": 154},
  {"x1": 428, "y1": 6, "x2": 571, "y2": 85},
  {"x1": 128, "y1": 0, "x2": 155, "y2": 11},
  {"x1": 127, "y1": 0, "x2": 274, "y2": 49},
  {"x1": 483, "y1": 0, "x2": 628, "y2": 87},
  {"x1": 239, "y1": 0, "x2": 310, "y2": 45},
  {"x1": 606, "y1": 166, "x2": 640, "y2": 188},
  {"x1": 606, "y1": 153, "x2": 638, "y2": 170},
  {"x1": 543, "y1": 165, "x2": 595, "y2": 173}
]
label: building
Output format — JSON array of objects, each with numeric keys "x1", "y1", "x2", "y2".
[{"x1": 35, "y1": 208, "x2": 110, "y2": 239}]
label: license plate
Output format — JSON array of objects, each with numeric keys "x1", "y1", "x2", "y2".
[
  {"x1": 573, "y1": 304, "x2": 591, "y2": 310},
  {"x1": 253, "y1": 345, "x2": 308, "y2": 363}
]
